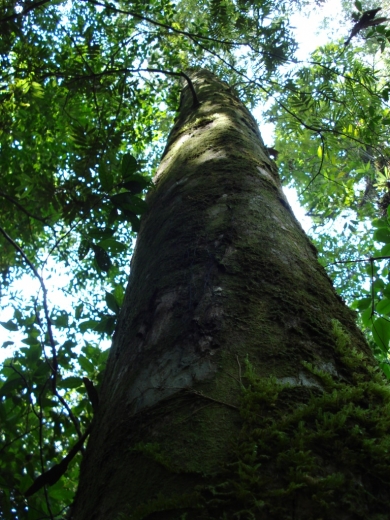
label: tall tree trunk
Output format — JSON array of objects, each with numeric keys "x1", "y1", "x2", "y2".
[{"x1": 71, "y1": 70, "x2": 390, "y2": 520}]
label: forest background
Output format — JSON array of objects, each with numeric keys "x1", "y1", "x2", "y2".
[{"x1": 0, "y1": 0, "x2": 390, "y2": 517}]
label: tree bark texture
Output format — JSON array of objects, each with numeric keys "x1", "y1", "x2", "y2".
[{"x1": 72, "y1": 70, "x2": 390, "y2": 520}]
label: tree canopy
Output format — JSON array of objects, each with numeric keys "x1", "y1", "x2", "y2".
[{"x1": 0, "y1": 0, "x2": 389, "y2": 517}]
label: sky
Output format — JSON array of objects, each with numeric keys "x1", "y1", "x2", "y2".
[
  {"x1": 0, "y1": 0, "x2": 346, "y2": 361},
  {"x1": 291, "y1": 0, "x2": 343, "y2": 60}
]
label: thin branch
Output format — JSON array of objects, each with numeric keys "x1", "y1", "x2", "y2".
[
  {"x1": 187, "y1": 389, "x2": 239, "y2": 410},
  {"x1": 328, "y1": 255, "x2": 390, "y2": 266},
  {"x1": 303, "y1": 135, "x2": 325, "y2": 192},
  {"x1": 55, "y1": 392, "x2": 82, "y2": 439},
  {"x1": 82, "y1": 0, "x2": 240, "y2": 48},
  {"x1": 0, "y1": 191, "x2": 49, "y2": 224},
  {"x1": 0, "y1": 425, "x2": 39, "y2": 455},
  {"x1": 370, "y1": 257, "x2": 375, "y2": 317},
  {"x1": 42, "y1": 67, "x2": 200, "y2": 107}
]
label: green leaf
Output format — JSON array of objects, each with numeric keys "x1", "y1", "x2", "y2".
[
  {"x1": 79, "y1": 319, "x2": 100, "y2": 332},
  {"x1": 110, "y1": 192, "x2": 148, "y2": 215},
  {"x1": 107, "y1": 207, "x2": 119, "y2": 226},
  {"x1": 31, "y1": 81, "x2": 44, "y2": 98},
  {"x1": 114, "y1": 285, "x2": 125, "y2": 307},
  {"x1": 0, "y1": 377, "x2": 23, "y2": 399},
  {"x1": 121, "y1": 154, "x2": 138, "y2": 177},
  {"x1": 372, "y1": 317, "x2": 390, "y2": 354},
  {"x1": 25, "y1": 343, "x2": 42, "y2": 362},
  {"x1": 49, "y1": 482, "x2": 76, "y2": 501},
  {"x1": 121, "y1": 173, "x2": 150, "y2": 194},
  {"x1": 52, "y1": 313, "x2": 69, "y2": 328},
  {"x1": 21, "y1": 336, "x2": 40, "y2": 346},
  {"x1": 78, "y1": 354, "x2": 95, "y2": 373},
  {"x1": 98, "y1": 239, "x2": 127, "y2": 253},
  {"x1": 376, "y1": 299, "x2": 390, "y2": 316},
  {"x1": 116, "y1": 211, "x2": 141, "y2": 231},
  {"x1": 372, "y1": 218, "x2": 388, "y2": 229},
  {"x1": 99, "y1": 163, "x2": 114, "y2": 192},
  {"x1": 380, "y1": 244, "x2": 390, "y2": 257},
  {"x1": 59, "y1": 376, "x2": 83, "y2": 389},
  {"x1": 0, "y1": 320, "x2": 19, "y2": 331},
  {"x1": 380, "y1": 362, "x2": 390, "y2": 380},
  {"x1": 373, "y1": 228, "x2": 390, "y2": 244},
  {"x1": 352, "y1": 297, "x2": 371, "y2": 311},
  {"x1": 361, "y1": 306, "x2": 373, "y2": 328},
  {"x1": 105, "y1": 291, "x2": 120, "y2": 314},
  {"x1": 89, "y1": 228, "x2": 115, "y2": 240},
  {"x1": 94, "y1": 315, "x2": 116, "y2": 335},
  {"x1": 92, "y1": 245, "x2": 112, "y2": 272},
  {"x1": 130, "y1": 215, "x2": 141, "y2": 232}
]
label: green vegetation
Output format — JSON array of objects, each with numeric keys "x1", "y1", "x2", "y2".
[
  {"x1": 116, "y1": 322, "x2": 390, "y2": 519},
  {"x1": 1, "y1": 0, "x2": 390, "y2": 517}
]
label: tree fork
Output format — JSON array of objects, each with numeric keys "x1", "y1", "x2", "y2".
[{"x1": 71, "y1": 70, "x2": 390, "y2": 520}]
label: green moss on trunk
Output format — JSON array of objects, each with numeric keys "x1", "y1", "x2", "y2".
[{"x1": 123, "y1": 321, "x2": 390, "y2": 520}]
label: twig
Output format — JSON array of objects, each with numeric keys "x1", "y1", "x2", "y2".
[
  {"x1": 303, "y1": 135, "x2": 325, "y2": 192},
  {"x1": 82, "y1": 0, "x2": 240, "y2": 48},
  {"x1": 328, "y1": 255, "x2": 390, "y2": 266},
  {"x1": 188, "y1": 389, "x2": 239, "y2": 410},
  {"x1": 41, "y1": 67, "x2": 200, "y2": 108},
  {"x1": 0, "y1": 191, "x2": 49, "y2": 224}
]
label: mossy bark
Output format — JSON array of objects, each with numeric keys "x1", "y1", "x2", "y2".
[{"x1": 71, "y1": 70, "x2": 390, "y2": 520}]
